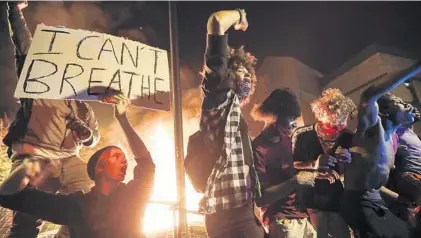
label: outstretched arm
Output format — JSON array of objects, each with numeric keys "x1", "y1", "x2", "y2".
[
  {"x1": 8, "y1": 1, "x2": 32, "y2": 76},
  {"x1": 358, "y1": 62, "x2": 421, "y2": 132},
  {"x1": 364, "y1": 62, "x2": 421, "y2": 104},
  {"x1": 0, "y1": 157, "x2": 70, "y2": 225}
]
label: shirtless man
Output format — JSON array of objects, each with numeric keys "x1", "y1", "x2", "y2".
[{"x1": 339, "y1": 64, "x2": 421, "y2": 238}]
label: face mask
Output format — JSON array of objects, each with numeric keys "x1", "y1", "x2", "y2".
[
  {"x1": 318, "y1": 121, "x2": 345, "y2": 136},
  {"x1": 236, "y1": 80, "x2": 252, "y2": 101}
]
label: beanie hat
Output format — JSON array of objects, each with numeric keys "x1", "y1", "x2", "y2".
[{"x1": 87, "y1": 146, "x2": 117, "y2": 180}]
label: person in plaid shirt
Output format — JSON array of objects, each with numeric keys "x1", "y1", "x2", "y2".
[{"x1": 199, "y1": 8, "x2": 264, "y2": 238}]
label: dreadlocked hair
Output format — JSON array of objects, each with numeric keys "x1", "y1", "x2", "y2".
[{"x1": 311, "y1": 88, "x2": 357, "y2": 125}]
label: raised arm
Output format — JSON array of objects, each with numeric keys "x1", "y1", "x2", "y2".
[
  {"x1": 358, "y1": 62, "x2": 421, "y2": 131},
  {"x1": 207, "y1": 9, "x2": 247, "y2": 36},
  {"x1": 202, "y1": 9, "x2": 248, "y2": 95},
  {"x1": 8, "y1": 1, "x2": 32, "y2": 76},
  {"x1": 105, "y1": 94, "x2": 154, "y2": 168}
]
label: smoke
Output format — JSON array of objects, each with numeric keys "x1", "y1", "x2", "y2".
[
  {"x1": 23, "y1": 1, "x2": 146, "y2": 40},
  {"x1": 23, "y1": 1, "x2": 109, "y2": 33}
]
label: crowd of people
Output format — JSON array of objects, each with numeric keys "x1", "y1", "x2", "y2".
[{"x1": 0, "y1": 2, "x2": 420, "y2": 238}]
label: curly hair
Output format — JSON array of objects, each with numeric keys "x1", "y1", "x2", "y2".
[
  {"x1": 252, "y1": 88, "x2": 301, "y2": 123},
  {"x1": 311, "y1": 88, "x2": 357, "y2": 125},
  {"x1": 228, "y1": 46, "x2": 258, "y2": 85},
  {"x1": 201, "y1": 46, "x2": 257, "y2": 82}
]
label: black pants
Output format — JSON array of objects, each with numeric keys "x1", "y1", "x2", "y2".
[
  {"x1": 205, "y1": 202, "x2": 264, "y2": 238},
  {"x1": 339, "y1": 190, "x2": 411, "y2": 238}
]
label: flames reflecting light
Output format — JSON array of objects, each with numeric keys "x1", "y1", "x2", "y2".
[{"x1": 131, "y1": 121, "x2": 203, "y2": 233}]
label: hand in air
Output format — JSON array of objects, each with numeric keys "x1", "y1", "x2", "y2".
[
  {"x1": 16, "y1": 1, "x2": 28, "y2": 10},
  {"x1": 335, "y1": 147, "x2": 352, "y2": 164},
  {"x1": 233, "y1": 9, "x2": 248, "y2": 31},
  {"x1": 101, "y1": 92, "x2": 131, "y2": 118}
]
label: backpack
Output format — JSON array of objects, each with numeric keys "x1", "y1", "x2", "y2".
[{"x1": 184, "y1": 130, "x2": 221, "y2": 194}]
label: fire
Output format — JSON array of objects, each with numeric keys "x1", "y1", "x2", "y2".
[{"x1": 140, "y1": 122, "x2": 204, "y2": 234}]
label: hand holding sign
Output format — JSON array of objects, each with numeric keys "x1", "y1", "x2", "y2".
[
  {"x1": 102, "y1": 91, "x2": 131, "y2": 118},
  {"x1": 15, "y1": 24, "x2": 171, "y2": 111}
]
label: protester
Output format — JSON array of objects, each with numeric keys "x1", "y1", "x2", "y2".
[
  {"x1": 386, "y1": 101, "x2": 421, "y2": 235},
  {"x1": 252, "y1": 88, "x2": 320, "y2": 238},
  {"x1": 393, "y1": 110, "x2": 421, "y2": 207},
  {"x1": 198, "y1": 8, "x2": 264, "y2": 238},
  {"x1": 339, "y1": 74, "x2": 419, "y2": 237},
  {"x1": 1, "y1": 2, "x2": 100, "y2": 237},
  {"x1": 0, "y1": 93, "x2": 155, "y2": 238},
  {"x1": 292, "y1": 88, "x2": 356, "y2": 238}
]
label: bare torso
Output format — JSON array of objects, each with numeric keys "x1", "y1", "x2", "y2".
[{"x1": 345, "y1": 117, "x2": 395, "y2": 191}]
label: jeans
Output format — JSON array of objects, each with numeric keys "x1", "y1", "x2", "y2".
[
  {"x1": 8, "y1": 155, "x2": 93, "y2": 238},
  {"x1": 269, "y1": 218, "x2": 317, "y2": 238}
]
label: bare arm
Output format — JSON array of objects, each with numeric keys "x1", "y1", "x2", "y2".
[
  {"x1": 207, "y1": 9, "x2": 246, "y2": 36},
  {"x1": 358, "y1": 62, "x2": 421, "y2": 131},
  {"x1": 379, "y1": 186, "x2": 399, "y2": 200},
  {"x1": 365, "y1": 62, "x2": 421, "y2": 103}
]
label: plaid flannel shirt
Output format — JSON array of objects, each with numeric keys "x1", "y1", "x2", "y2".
[
  {"x1": 200, "y1": 90, "x2": 252, "y2": 214},
  {"x1": 198, "y1": 34, "x2": 261, "y2": 214}
]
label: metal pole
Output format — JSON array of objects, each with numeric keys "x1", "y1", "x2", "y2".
[{"x1": 168, "y1": 1, "x2": 187, "y2": 237}]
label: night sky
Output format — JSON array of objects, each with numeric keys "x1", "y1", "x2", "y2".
[
  {"x1": 22, "y1": 1, "x2": 421, "y2": 77},
  {"x1": 175, "y1": 1, "x2": 421, "y2": 74}
]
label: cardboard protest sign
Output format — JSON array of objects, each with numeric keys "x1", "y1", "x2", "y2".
[{"x1": 15, "y1": 24, "x2": 171, "y2": 111}]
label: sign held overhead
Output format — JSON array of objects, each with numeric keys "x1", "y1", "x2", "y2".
[{"x1": 15, "y1": 24, "x2": 171, "y2": 111}]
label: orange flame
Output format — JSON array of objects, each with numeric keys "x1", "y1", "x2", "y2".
[{"x1": 141, "y1": 122, "x2": 203, "y2": 233}]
